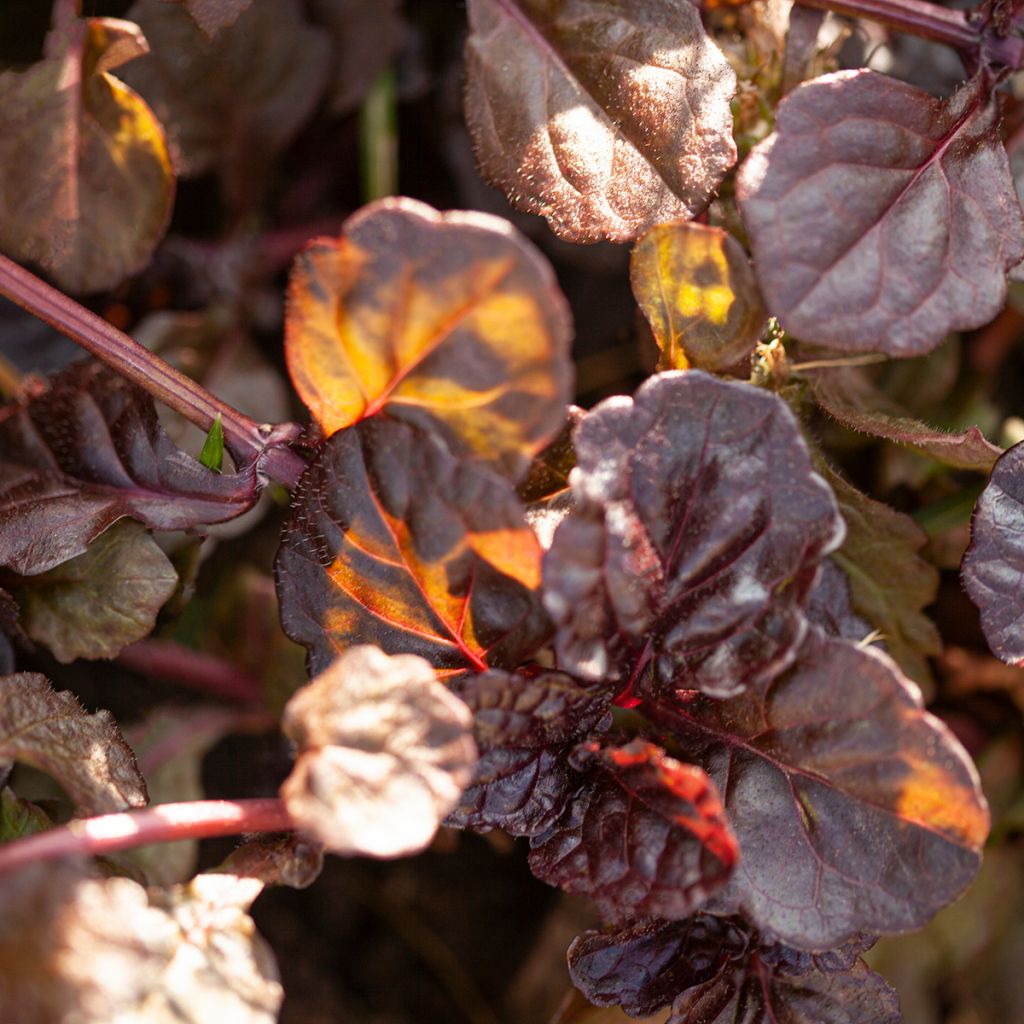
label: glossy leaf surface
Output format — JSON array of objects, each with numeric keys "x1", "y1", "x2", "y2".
[
  {"x1": 810, "y1": 367, "x2": 1001, "y2": 472},
  {"x1": 652, "y1": 630, "x2": 989, "y2": 949},
  {"x1": 280, "y1": 645, "x2": 477, "y2": 857},
  {"x1": 544, "y1": 371, "x2": 843, "y2": 698},
  {"x1": 828, "y1": 470, "x2": 940, "y2": 686},
  {"x1": 11, "y1": 520, "x2": 178, "y2": 663},
  {"x1": 0, "y1": 673, "x2": 147, "y2": 816},
  {"x1": 285, "y1": 198, "x2": 573, "y2": 480},
  {"x1": 962, "y1": 441, "x2": 1024, "y2": 664},
  {"x1": 0, "y1": 362, "x2": 258, "y2": 576},
  {"x1": 631, "y1": 222, "x2": 766, "y2": 371},
  {"x1": 737, "y1": 71, "x2": 1024, "y2": 355},
  {"x1": 0, "y1": 4, "x2": 173, "y2": 293},
  {"x1": 447, "y1": 669, "x2": 611, "y2": 836},
  {"x1": 464, "y1": 0, "x2": 737, "y2": 242},
  {"x1": 275, "y1": 418, "x2": 550, "y2": 677},
  {"x1": 529, "y1": 739, "x2": 738, "y2": 921}
]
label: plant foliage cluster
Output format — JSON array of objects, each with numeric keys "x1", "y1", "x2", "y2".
[{"x1": 1, "y1": 0, "x2": 1024, "y2": 1021}]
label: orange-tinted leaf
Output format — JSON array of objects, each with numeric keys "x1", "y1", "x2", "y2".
[
  {"x1": 275, "y1": 418, "x2": 551, "y2": 678},
  {"x1": 631, "y1": 222, "x2": 767, "y2": 371},
  {"x1": 464, "y1": 0, "x2": 737, "y2": 243},
  {"x1": 285, "y1": 197, "x2": 573, "y2": 481},
  {"x1": 0, "y1": 3, "x2": 173, "y2": 293},
  {"x1": 280, "y1": 645, "x2": 477, "y2": 857}
]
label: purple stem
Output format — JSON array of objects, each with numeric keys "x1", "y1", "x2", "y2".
[{"x1": 794, "y1": 0, "x2": 979, "y2": 50}]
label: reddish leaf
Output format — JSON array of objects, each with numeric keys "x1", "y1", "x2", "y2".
[
  {"x1": 0, "y1": 362, "x2": 258, "y2": 576},
  {"x1": 737, "y1": 71, "x2": 1024, "y2": 355},
  {"x1": 528, "y1": 739, "x2": 738, "y2": 922},
  {"x1": 810, "y1": 367, "x2": 1001, "y2": 472},
  {"x1": 280, "y1": 645, "x2": 477, "y2": 858},
  {"x1": 275, "y1": 418, "x2": 550, "y2": 678},
  {"x1": 284, "y1": 197, "x2": 573, "y2": 481},
  {"x1": 962, "y1": 440, "x2": 1024, "y2": 664},
  {"x1": 650, "y1": 629, "x2": 989, "y2": 949},
  {"x1": 631, "y1": 222, "x2": 767, "y2": 372},
  {"x1": 519, "y1": 406, "x2": 581, "y2": 549},
  {"x1": 447, "y1": 669, "x2": 611, "y2": 836},
  {"x1": 464, "y1": 0, "x2": 737, "y2": 243},
  {"x1": 0, "y1": 672, "x2": 147, "y2": 816},
  {"x1": 805, "y1": 560, "x2": 873, "y2": 644},
  {"x1": 0, "y1": 3, "x2": 174, "y2": 293},
  {"x1": 543, "y1": 371, "x2": 844, "y2": 698},
  {"x1": 163, "y1": 0, "x2": 253, "y2": 37}
]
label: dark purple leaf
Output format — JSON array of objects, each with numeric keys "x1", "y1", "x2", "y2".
[
  {"x1": 963, "y1": 440, "x2": 1024, "y2": 664},
  {"x1": 464, "y1": 0, "x2": 737, "y2": 243},
  {"x1": 805, "y1": 560, "x2": 873, "y2": 644},
  {"x1": 0, "y1": 362, "x2": 258, "y2": 576},
  {"x1": 528, "y1": 739, "x2": 738, "y2": 922},
  {"x1": 275, "y1": 418, "x2": 550, "y2": 678},
  {"x1": 447, "y1": 669, "x2": 611, "y2": 836},
  {"x1": 543, "y1": 371, "x2": 844, "y2": 698},
  {"x1": 649, "y1": 629, "x2": 989, "y2": 949},
  {"x1": 737, "y1": 70, "x2": 1024, "y2": 356}
]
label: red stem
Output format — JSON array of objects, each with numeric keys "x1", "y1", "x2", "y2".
[
  {"x1": 794, "y1": 0, "x2": 979, "y2": 51},
  {"x1": 0, "y1": 253, "x2": 307, "y2": 489},
  {"x1": 0, "y1": 798, "x2": 295, "y2": 876}
]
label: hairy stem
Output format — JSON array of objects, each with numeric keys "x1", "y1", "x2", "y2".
[
  {"x1": 0, "y1": 253, "x2": 307, "y2": 488},
  {"x1": 0, "y1": 798, "x2": 294, "y2": 876}
]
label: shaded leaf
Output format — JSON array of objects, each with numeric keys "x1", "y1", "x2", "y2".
[
  {"x1": 962, "y1": 440, "x2": 1024, "y2": 664},
  {"x1": 0, "y1": 786, "x2": 52, "y2": 842},
  {"x1": 165, "y1": 0, "x2": 253, "y2": 37},
  {"x1": 308, "y1": 0, "x2": 403, "y2": 115},
  {"x1": 285, "y1": 197, "x2": 573, "y2": 480},
  {"x1": 275, "y1": 418, "x2": 550, "y2": 678},
  {"x1": 123, "y1": 0, "x2": 330, "y2": 209},
  {"x1": 10, "y1": 520, "x2": 177, "y2": 663},
  {"x1": 809, "y1": 367, "x2": 1001, "y2": 472},
  {"x1": 544, "y1": 371, "x2": 843, "y2": 698},
  {"x1": 0, "y1": 3, "x2": 173, "y2": 293},
  {"x1": 737, "y1": 70, "x2": 1024, "y2": 355},
  {"x1": 446, "y1": 669, "x2": 611, "y2": 836},
  {"x1": 650, "y1": 629, "x2": 989, "y2": 949},
  {"x1": 280, "y1": 645, "x2": 477, "y2": 857},
  {"x1": 519, "y1": 407, "x2": 582, "y2": 549},
  {"x1": 631, "y1": 221, "x2": 767, "y2": 371},
  {"x1": 199, "y1": 413, "x2": 224, "y2": 472},
  {"x1": 828, "y1": 469, "x2": 941, "y2": 686},
  {"x1": 528, "y1": 739, "x2": 738, "y2": 921},
  {"x1": 805, "y1": 559, "x2": 874, "y2": 644},
  {"x1": 464, "y1": 0, "x2": 737, "y2": 242},
  {"x1": 0, "y1": 673, "x2": 147, "y2": 815},
  {"x1": 0, "y1": 362, "x2": 258, "y2": 576},
  {"x1": 0, "y1": 859, "x2": 282, "y2": 1023}
]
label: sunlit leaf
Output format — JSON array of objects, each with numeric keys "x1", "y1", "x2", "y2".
[
  {"x1": 215, "y1": 833, "x2": 324, "y2": 891},
  {"x1": 650, "y1": 629, "x2": 989, "y2": 949},
  {"x1": 737, "y1": 70, "x2": 1024, "y2": 355},
  {"x1": 0, "y1": 362, "x2": 259, "y2": 576},
  {"x1": 280, "y1": 645, "x2": 477, "y2": 857},
  {"x1": 275, "y1": 417, "x2": 550, "y2": 678},
  {"x1": 0, "y1": 2, "x2": 174, "y2": 293},
  {"x1": 464, "y1": 0, "x2": 737, "y2": 242},
  {"x1": 529, "y1": 739, "x2": 738, "y2": 921},
  {"x1": 544, "y1": 371, "x2": 844, "y2": 698},
  {"x1": 9, "y1": 520, "x2": 177, "y2": 663},
  {"x1": 631, "y1": 221, "x2": 766, "y2": 371},
  {"x1": 0, "y1": 672, "x2": 147, "y2": 816},
  {"x1": 962, "y1": 440, "x2": 1024, "y2": 664},
  {"x1": 285, "y1": 197, "x2": 573, "y2": 481}
]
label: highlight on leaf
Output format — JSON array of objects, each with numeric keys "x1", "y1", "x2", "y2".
[
  {"x1": 631, "y1": 221, "x2": 767, "y2": 371},
  {"x1": 284, "y1": 197, "x2": 573, "y2": 481}
]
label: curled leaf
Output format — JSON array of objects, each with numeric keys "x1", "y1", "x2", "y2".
[
  {"x1": 285, "y1": 197, "x2": 573, "y2": 480},
  {"x1": 651, "y1": 629, "x2": 989, "y2": 949},
  {"x1": 528, "y1": 739, "x2": 738, "y2": 921},
  {"x1": 0, "y1": 673, "x2": 147, "y2": 816},
  {"x1": 962, "y1": 440, "x2": 1024, "y2": 664},
  {"x1": 631, "y1": 221, "x2": 767, "y2": 371},
  {"x1": 280, "y1": 645, "x2": 477, "y2": 858},
  {"x1": 464, "y1": 0, "x2": 737, "y2": 242},
  {"x1": 275, "y1": 418, "x2": 550, "y2": 678},
  {"x1": 737, "y1": 71, "x2": 1024, "y2": 355},
  {"x1": 544, "y1": 371, "x2": 844, "y2": 698},
  {"x1": 0, "y1": 4, "x2": 173, "y2": 292}
]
